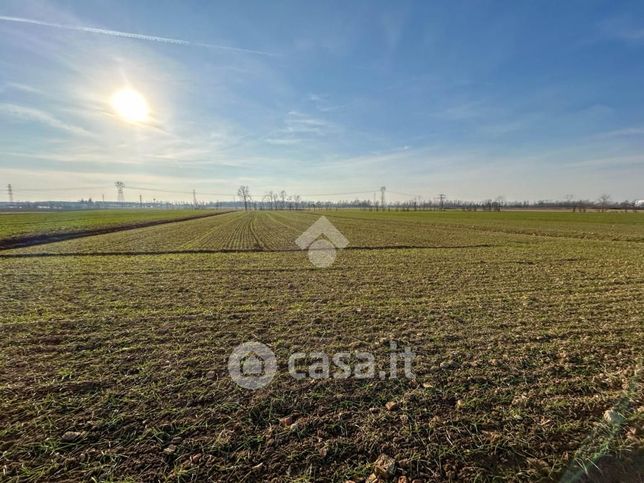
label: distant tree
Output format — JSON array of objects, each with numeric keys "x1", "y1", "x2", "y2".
[
  {"x1": 620, "y1": 200, "x2": 632, "y2": 213},
  {"x1": 237, "y1": 186, "x2": 251, "y2": 211},
  {"x1": 261, "y1": 193, "x2": 270, "y2": 210},
  {"x1": 598, "y1": 194, "x2": 611, "y2": 212},
  {"x1": 269, "y1": 192, "x2": 278, "y2": 209}
]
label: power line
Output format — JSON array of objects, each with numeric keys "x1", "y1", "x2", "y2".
[
  {"x1": 299, "y1": 190, "x2": 375, "y2": 197},
  {"x1": 5, "y1": 183, "x2": 419, "y2": 201},
  {"x1": 124, "y1": 185, "x2": 235, "y2": 197},
  {"x1": 16, "y1": 186, "x2": 108, "y2": 192},
  {"x1": 197, "y1": 191, "x2": 236, "y2": 197},
  {"x1": 388, "y1": 190, "x2": 421, "y2": 198},
  {"x1": 124, "y1": 185, "x2": 191, "y2": 194}
]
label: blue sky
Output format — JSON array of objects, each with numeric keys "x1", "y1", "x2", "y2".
[{"x1": 1, "y1": 0, "x2": 643, "y2": 202}]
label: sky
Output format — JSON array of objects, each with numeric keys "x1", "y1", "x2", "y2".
[{"x1": 1, "y1": 0, "x2": 644, "y2": 203}]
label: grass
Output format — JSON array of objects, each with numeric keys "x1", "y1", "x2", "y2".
[
  {"x1": 0, "y1": 209, "x2": 218, "y2": 248},
  {"x1": 0, "y1": 210, "x2": 642, "y2": 481}
]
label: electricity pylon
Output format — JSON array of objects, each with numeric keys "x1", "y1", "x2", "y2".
[{"x1": 115, "y1": 181, "x2": 125, "y2": 203}]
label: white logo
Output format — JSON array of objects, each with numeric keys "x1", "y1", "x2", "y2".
[
  {"x1": 295, "y1": 216, "x2": 349, "y2": 268},
  {"x1": 228, "y1": 339, "x2": 415, "y2": 390},
  {"x1": 227, "y1": 342, "x2": 277, "y2": 390}
]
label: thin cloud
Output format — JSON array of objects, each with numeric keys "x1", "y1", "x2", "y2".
[
  {"x1": 1, "y1": 82, "x2": 43, "y2": 94},
  {"x1": 594, "y1": 127, "x2": 644, "y2": 138},
  {"x1": 0, "y1": 15, "x2": 278, "y2": 56},
  {"x1": 265, "y1": 137, "x2": 301, "y2": 145},
  {"x1": 0, "y1": 103, "x2": 94, "y2": 137},
  {"x1": 284, "y1": 111, "x2": 335, "y2": 135}
]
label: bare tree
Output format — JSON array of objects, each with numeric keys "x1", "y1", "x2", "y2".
[
  {"x1": 598, "y1": 194, "x2": 611, "y2": 212},
  {"x1": 279, "y1": 190, "x2": 287, "y2": 209},
  {"x1": 271, "y1": 191, "x2": 280, "y2": 210},
  {"x1": 237, "y1": 186, "x2": 251, "y2": 211},
  {"x1": 261, "y1": 192, "x2": 272, "y2": 210}
]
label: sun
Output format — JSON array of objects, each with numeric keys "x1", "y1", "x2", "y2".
[{"x1": 110, "y1": 88, "x2": 149, "y2": 123}]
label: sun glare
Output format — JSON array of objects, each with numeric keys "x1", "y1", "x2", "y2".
[{"x1": 110, "y1": 88, "x2": 149, "y2": 123}]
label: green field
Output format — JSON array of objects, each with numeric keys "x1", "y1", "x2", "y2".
[
  {"x1": 0, "y1": 209, "x2": 216, "y2": 248},
  {"x1": 0, "y1": 210, "x2": 642, "y2": 481}
]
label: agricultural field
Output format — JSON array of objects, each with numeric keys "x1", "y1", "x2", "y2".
[
  {"x1": 0, "y1": 210, "x2": 642, "y2": 482},
  {"x1": 0, "y1": 209, "x2": 217, "y2": 249},
  {"x1": 7, "y1": 210, "x2": 644, "y2": 256}
]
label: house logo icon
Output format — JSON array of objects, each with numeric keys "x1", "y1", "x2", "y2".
[
  {"x1": 227, "y1": 341, "x2": 277, "y2": 390},
  {"x1": 295, "y1": 216, "x2": 349, "y2": 268}
]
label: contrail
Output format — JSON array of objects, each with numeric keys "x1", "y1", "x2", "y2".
[{"x1": 0, "y1": 15, "x2": 278, "y2": 56}]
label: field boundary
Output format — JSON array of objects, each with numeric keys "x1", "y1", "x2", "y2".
[
  {"x1": 0, "y1": 243, "x2": 496, "y2": 258},
  {"x1": 0, "y1": 211, "x2": 234, "y2": 251}
]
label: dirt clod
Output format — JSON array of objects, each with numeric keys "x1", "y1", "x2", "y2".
[
  {"x1": 279, "y1": 415, "x2": 295, "y2": 426},
  {"x1": 374, "y1": 453, "x2": 396, "y2": 478},
  {"x1": 385, "y1": 401, "x2": 399, "y2": 411},
  {"x1": 61, "y1": 431, "x2": 86, "y2": 443},
  {"x1": 440, "y1": 360, "x2": 456, "y2": 369}
]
